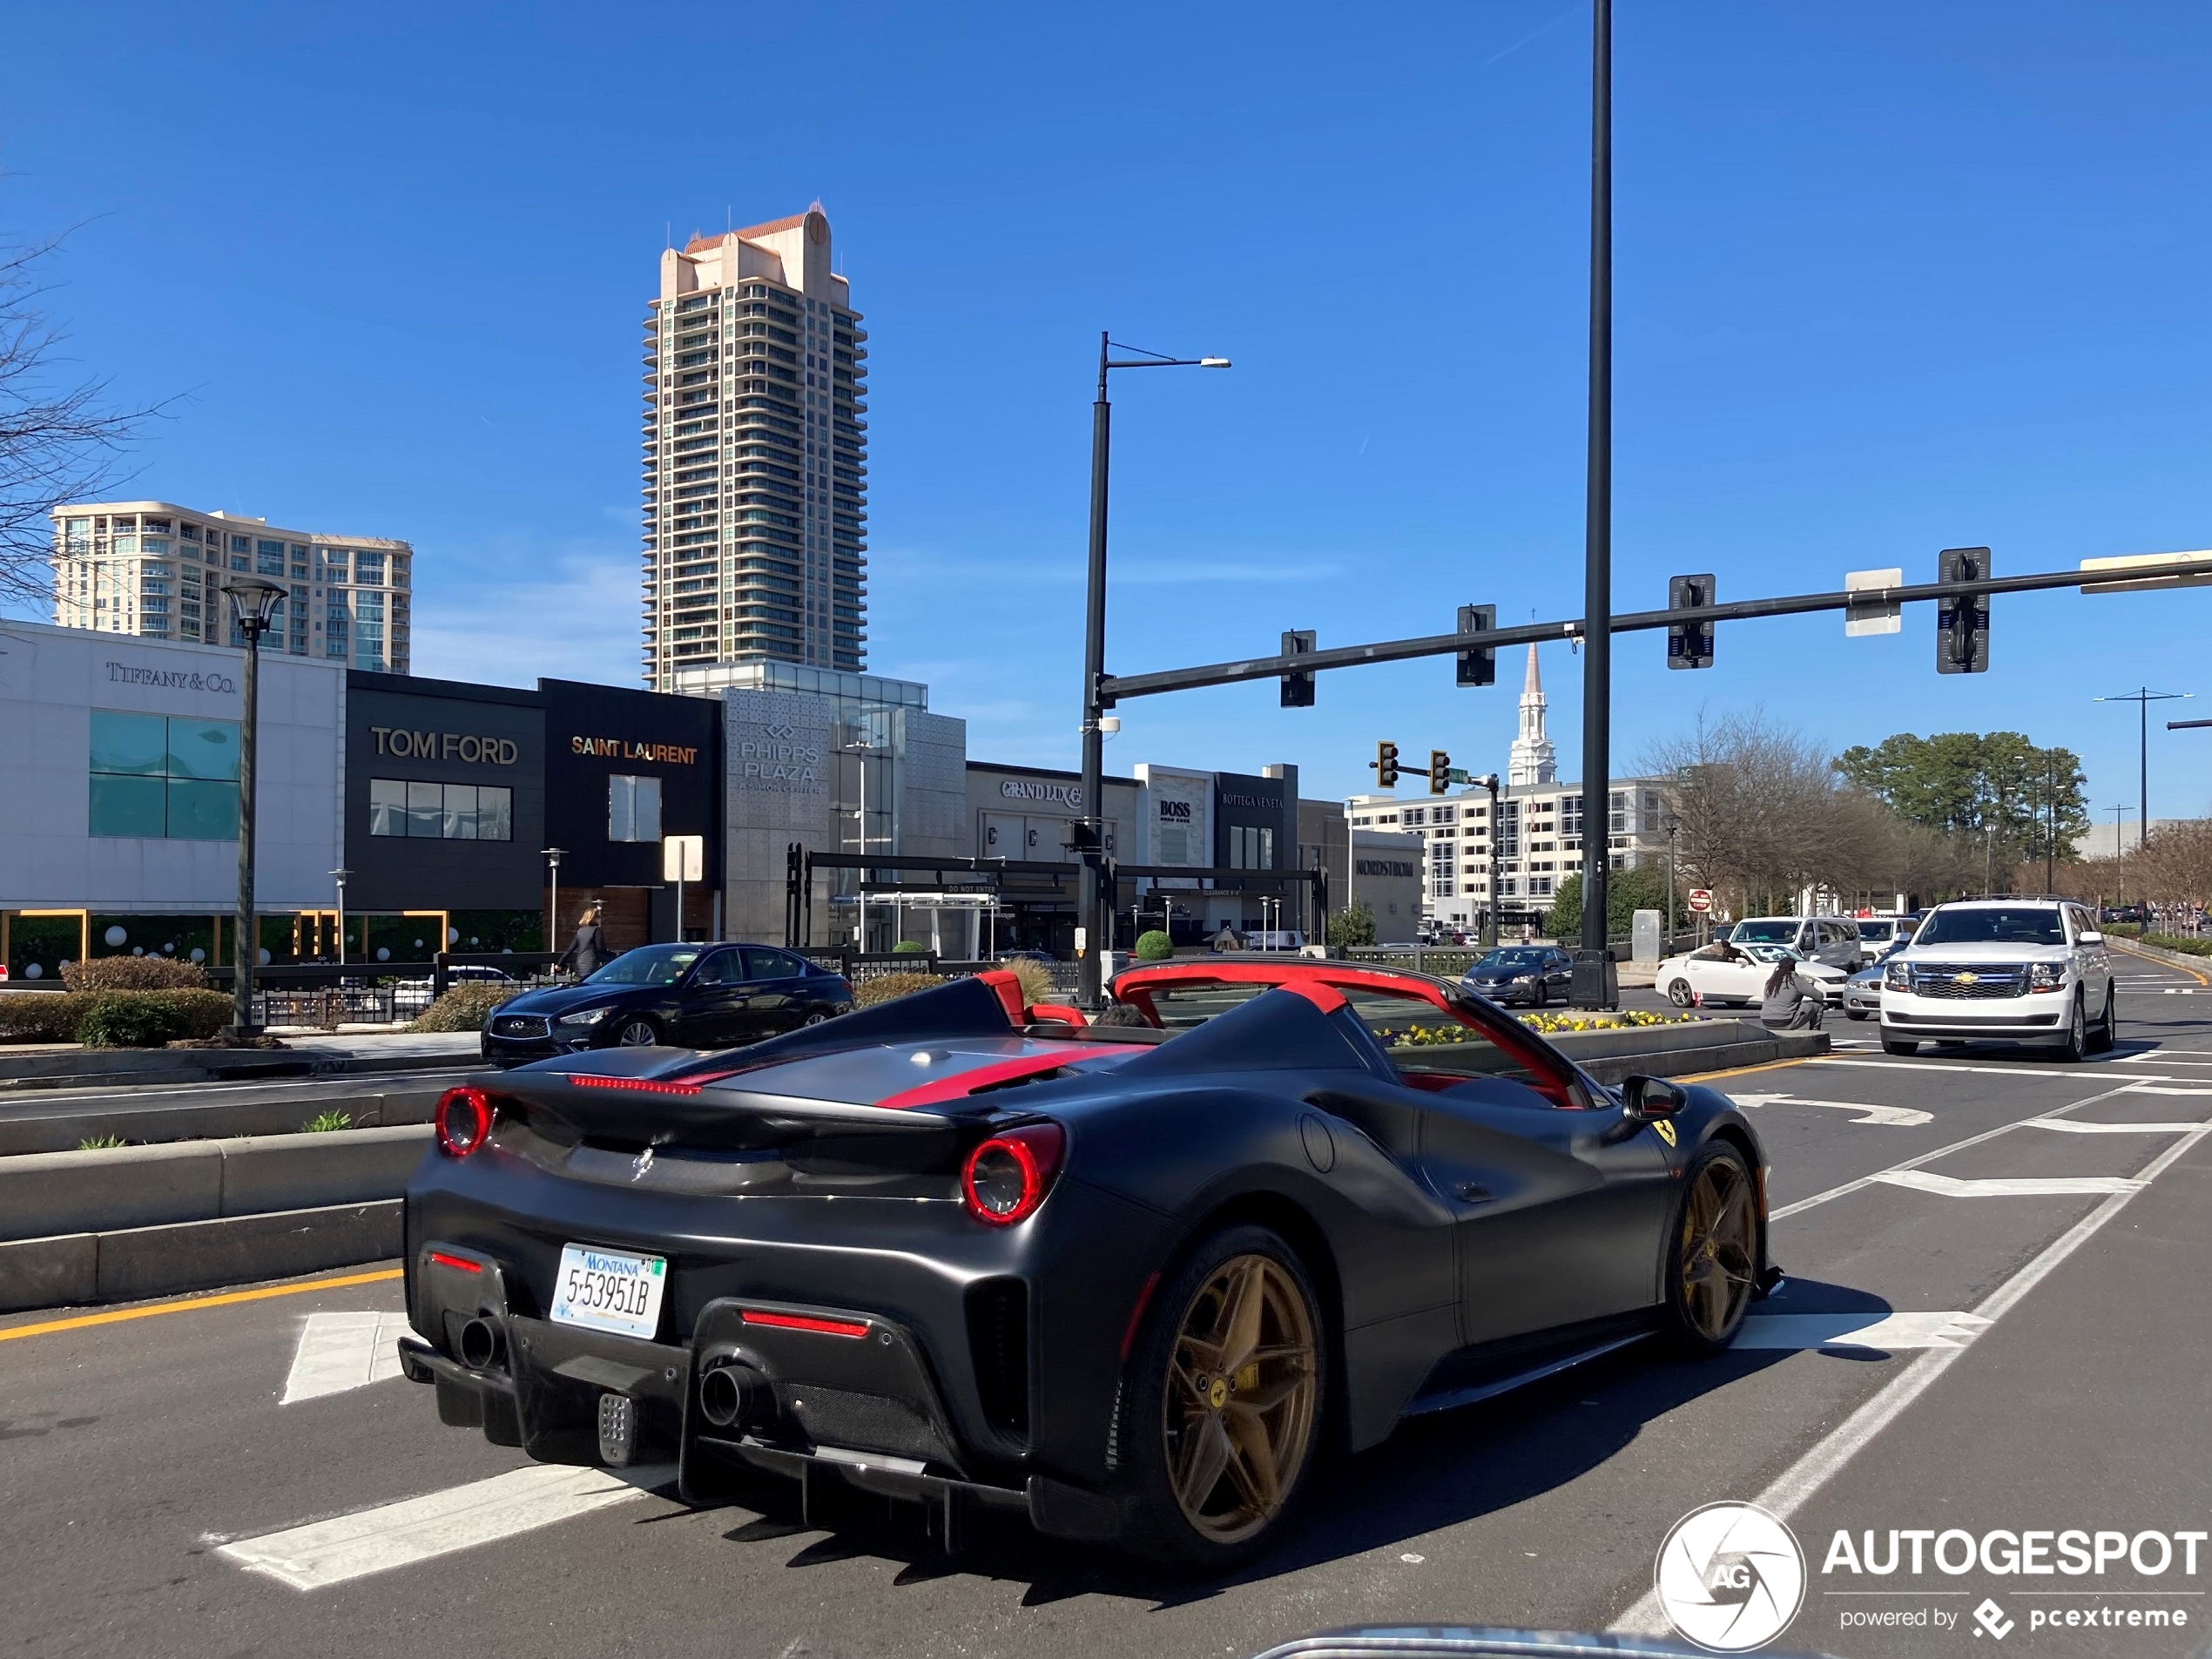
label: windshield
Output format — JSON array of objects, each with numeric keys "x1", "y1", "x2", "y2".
[
  {"x1": 582, "y1": 946, "x2": 702, "y2": 987},
  {"x1": 1914, "y1": 907, "x2": 2068, "y2": 947},
  {"x1": 1730, "y1": 919, "x2": 1800, "y2": 944},
  {"x1": 1740, "y1": 943, "x2": 1800, "y2": 964},
  {"x1": 1473, "y1": 950, "x2": 1548, "y2": 971}
]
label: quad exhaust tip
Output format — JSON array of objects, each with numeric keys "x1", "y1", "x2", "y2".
[
  {"x1": 698, "y1": 1360, "x2": 771, "y2": 1430},
  {"x1": 457, "y1": 1316, "x2": 505, "y2": 1371}
]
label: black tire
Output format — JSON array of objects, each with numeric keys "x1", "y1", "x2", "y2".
[
  {"x1": 1666, "y1": 979, "x2": 1694, "y2": 1008},
  {"x1": 2055, "y1": 991, "x2": 2088, "y2": 1063},
  {"x1": 1845, "y1": 1010, "x2": 1869, "y2": 1022},
  {"x1": 1120, "y1": 1224, "x2": 1327, "y2": 1570},
  {"x1": 2090, "y1": 985, "x2": 2117, "y2": 1054},
  {"x1": 1662, "y1": 1142, "x2": 1760, "y2": 1355},
  {"x1": 1880, "y1": 1029, "x2": 1919, "y2": 1056},
  {"x1": 1533, "y1": 980, "x2": 1548, "y2": 1009},
  {"x1": 802, "y1": 1009, "x2": 831, "y2": 1027},
  {"x1": 613, "y1": 1017, "x2": 661, "y2": 1048}
]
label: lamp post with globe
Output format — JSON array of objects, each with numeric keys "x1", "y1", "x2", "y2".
[{"x1": 221, "y1": 576, "x2": 288, "y2": 1039}]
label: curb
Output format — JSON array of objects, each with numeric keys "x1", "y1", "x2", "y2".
[
  {"x1": 0, "y1": 1201, "x2": 402, "y2": 1312},
  {"x1": 0, "y1": 1080, "x2": 456, "y2": 1157}
]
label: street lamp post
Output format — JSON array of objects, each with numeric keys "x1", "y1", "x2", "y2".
[
  {"x1": 1575, "y1": 0, "x2": 1615, "y2": 1010},
  {"x1": 543, "y1": 847, "x2": 566, "y2": 969},
  {"x1": 1664, "y1": 814, "x2": 1680, "y2": 948},
  {"x1": 220, "y1": 577, "x2": 287, "y2": 1040},
  {"x1": 2095, "y1": 687, "x2": 2190, "y2": 859},
  {"x1": 1077, "y1": 335, "x2": 1230, "y2": 1007},
  {"x1": 1470, "y1": 773, "x2": 1502, "y2": 948},
  {"x1": 330, "y1": 867, "x2": 352, "y2": 965}
]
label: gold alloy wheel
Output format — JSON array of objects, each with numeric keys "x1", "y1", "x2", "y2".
[
  {"x1": 1679, "y1": 1157, "x2": 1757, "y2": 1343},
  {"x1": 1162, "y1": 1253, "x2": 1318, "y2": 1544}
]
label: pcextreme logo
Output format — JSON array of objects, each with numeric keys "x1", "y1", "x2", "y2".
[
  {"x1": 1819, "y1": 1527, "x2": 2204, "y2": 1640},
  {"x1": 1656, "y1": 1502, "x2": 1807, "y2": 1652}
]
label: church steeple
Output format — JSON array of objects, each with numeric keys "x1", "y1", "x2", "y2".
[{"x1": 1507, "y1": 644, "x2": 1558, "y2": 787}]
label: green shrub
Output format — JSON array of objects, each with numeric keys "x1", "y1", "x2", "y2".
[
  {"x1": 78, "y1": 989, "x2": 233, "y2": 1048},
  {"x1": 1135, "y1": 930, "x2": 1175, "y2": 961},
  {"x1": 854, "y1": 971, "x2": 944, "y2": 1008},
  {"x1": 408, "y1": 982, "x2": 517, "y2": 1033},
  {"x1": 1325, "y1": 902, "x2": 1376, "y2": 948},
  {"x1": 1003, "y1": 956, "x2": 1055, "y2": 1007},
  {"x1": 2103, "y1": 921, "x2": 2142, "y2": 938},
  {"x1": 303, "y1": 1110, "x2": 354, "y2": 1132},
  {"x1": 78, "y1": 1133, "x2": 126, "y2": 1150},
  {"x1": 63, "y1": 955, "x2": 208, "y2": 993},
  {"x1": 2142, "y1": 932, "x2": 2212, "y2": 957},
  {"x1": 0, "y1": 993, "x2": 92, "y2": 1045},
  {"x1": 891, "y1": 940, "x2": 928, "y2": 955}
]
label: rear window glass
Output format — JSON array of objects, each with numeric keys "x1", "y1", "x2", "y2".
[{"x1": 1730, "y1": 920, "x2": 1800, "y2": 944}]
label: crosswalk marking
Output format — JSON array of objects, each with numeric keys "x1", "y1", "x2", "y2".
[
  {"x1": 1873, "y1": 1170, "x2": 2144, "y2": 1197},
  {"x1": 217, "y1": 1463, "x2": 673, "y2": 1590},
  {"x1": 280, "y1": 1312, "x2": 413, "y2": 1405},
  {"x1": 2121, "y1": 1083, "x2": 2212, "y2": 1096},
  {"x1": 1732, "y1": 1092, "x2": 1932, "y2": 1126},
  {"x1": 2020, "y1": 1117, "x2": 2202, "y2": 1133},
  {"x1": 1735, "y1": 1311, "x2": 1992, "y2": 1351}
]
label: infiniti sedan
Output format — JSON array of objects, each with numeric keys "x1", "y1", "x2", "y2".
[{"x1": 480, "y1": 942, "x2": 855, "y2": 1065}]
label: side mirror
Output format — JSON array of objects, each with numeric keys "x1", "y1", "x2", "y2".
[
  {"x1": 2078, "y1": 930, "x2": 2103, "y2": 946},
  {"x1": 1621, "y1": 1074, "x2": 1688, "y2": 1119}
]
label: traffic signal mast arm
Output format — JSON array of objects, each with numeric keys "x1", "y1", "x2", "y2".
[{"x1": 1098, "y1": 554, "x2": 2212, "y2": 704}]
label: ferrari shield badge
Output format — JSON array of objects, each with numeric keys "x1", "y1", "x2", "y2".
[{"x1": 1652, "y1": 1119, "x2": 1677, "y2": 1148}]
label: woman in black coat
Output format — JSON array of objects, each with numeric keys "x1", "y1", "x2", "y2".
[{"x1": 559, "y1": 905, "x2": 608, "y2": 979}]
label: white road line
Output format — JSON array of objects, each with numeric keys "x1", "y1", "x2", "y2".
[
  {"x1": 280, "y1": 1312, "x2": 412, "y2": 1406},
  {"x1": 217, "y1": 1463, "x2": 674, "y2": 1590},
  {"x1": 1811, "y1": 1058, "x2": 2161, "y2": 1081},
  {"x1": 1614, "y1": 1112, "x2": 2212, "y2": 1637},
  {"x1": 1734, "y1": 1312, "x2": 1991, "y2": 1351},
  {"x1": 1732, "y1": 1093, "x2": 1932, "y2": 1126},
  {"x1": 1872, "y1": 1170, "x2": 2143, "y2": 1197},
  {"x1": 2020, "y1": 1117, "x2": 2203, "y2": 1133},
  {"x1": 2119, "y1": 1084, "x2": 2212, "y2": 1096},
  {"x1": 1768, "y1": 1076, "x2": 2154, "y2": 1219}
]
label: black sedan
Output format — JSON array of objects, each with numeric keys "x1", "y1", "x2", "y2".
[
  {"x1": 405, "y1": 959, "x2": 1772, "y2": 1568},
  {"x1": 479, "y1": 943, "x2": 853, "y2": 1065},
  {"x1": 1462, "y1": 944, "x2": 1574, "y2": 1007}
]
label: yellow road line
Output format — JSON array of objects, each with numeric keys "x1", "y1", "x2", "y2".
[
  {"x1": 2107, "y1": 937, "x2": 2212, "y2": 986},
  {"x1": 1677, "y1": 1056, "x2": 1816, "y2": 1085},
  {"x1": 0, "y1": 1267, "x2": 403, "y2": 1344}
]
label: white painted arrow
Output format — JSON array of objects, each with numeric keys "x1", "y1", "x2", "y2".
[
  {"x1": 1731, "y1": 1091, "x2": 1933, "y2": 1126},
  {"x1": 280, "y1": 1312, "x2": 412, "y2": 1405}
]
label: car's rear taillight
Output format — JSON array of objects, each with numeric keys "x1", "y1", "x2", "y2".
[
  {"x1": 435, "y1": 1086, "x2": 495, "y2": 1157},
  {"x1": 961, "y1": 1122, "x2": 1065, "y2": 1226}
]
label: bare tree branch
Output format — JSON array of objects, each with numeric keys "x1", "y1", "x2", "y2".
[{"x1": 0, "y1": 219, "x2": 173, "y2": 612}]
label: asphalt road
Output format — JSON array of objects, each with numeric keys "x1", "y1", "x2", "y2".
[{"x1": 3, "y1": 948, "x2": 2207, "y2": 1659}]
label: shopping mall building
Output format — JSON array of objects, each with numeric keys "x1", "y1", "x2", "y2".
[{"x1": 1, "y1": 626, "x2": 1418, "y2": 978}]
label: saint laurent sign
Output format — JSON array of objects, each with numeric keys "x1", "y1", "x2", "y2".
[{"x1": 570, "y1": 736, "x2": 700, "y2": 765}]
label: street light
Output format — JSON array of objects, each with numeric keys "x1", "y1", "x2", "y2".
[
  {"x1": 330, "y1": 867, "x2": 352, "y2": 965},
  {"x1": 1468, "y1": 773, "x2": 1502, "y2": 948},
  {"x1": 2094, "y1": 687, "x2": 2189, "y2": 858},
  {"x1": 221, "y1": 575, "x2": 287, "y2": 1040},
  {"x1": 1077, "y1": 334, "x2": 1231, "y2": 1007},
  {"x1": 543, "y1": 847, "x2": 566, "y2": 968}
]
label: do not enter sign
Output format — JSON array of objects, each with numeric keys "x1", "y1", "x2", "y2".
[{"x1": 1686, "y1": 888, "x2": 1713, "y2": 914}]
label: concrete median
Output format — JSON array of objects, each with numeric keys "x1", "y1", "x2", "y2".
[{"x1": 0, "y1": 1203, "x2": 404, "y2": 1312}]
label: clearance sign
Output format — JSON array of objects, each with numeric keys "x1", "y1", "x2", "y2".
[{"x1": 570, "y1": 736, "x2": 700, "y2": 765}]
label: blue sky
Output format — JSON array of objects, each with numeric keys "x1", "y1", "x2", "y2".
[{"x1": 9, "y1": 1, "x2": 2212, "y2": 821}]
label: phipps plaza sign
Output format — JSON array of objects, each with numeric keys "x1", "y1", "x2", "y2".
[{"x1": 732, "y1": 721, "x2": 824, "y2": 796}]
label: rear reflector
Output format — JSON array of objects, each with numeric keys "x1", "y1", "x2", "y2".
[
  {"x1": 567, "y1": 1074, "x2": 703, "y2": 1096},
  {"x1": 426, "y1": 1251, "x2": 482, "y2": 1274},
  {"x1": 739, "y1": 1310, "x2": 870, "y2": 1339}
]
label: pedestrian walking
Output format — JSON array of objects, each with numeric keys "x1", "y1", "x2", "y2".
[
  {"x1": 559, "y1": 903, "x2": 608, "y2": 979},
  {"x1": 1759, "y1": 954, "x2": 1825, "y2": 1031}
]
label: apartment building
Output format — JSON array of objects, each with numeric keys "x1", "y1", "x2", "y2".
[
  {"x1": 51, "y1": 500, "x2": 412, "y2": 673},
  {"x1": 641, "y1": 205, "x2": 867, "y2": 691}
]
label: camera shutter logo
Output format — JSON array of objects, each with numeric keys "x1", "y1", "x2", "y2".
[{"x1": 1655, "y1": 1501, "x2": 1806, "y2": 1652}]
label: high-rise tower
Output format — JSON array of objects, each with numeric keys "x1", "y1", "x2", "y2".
[
  {"x1": 640, "y1": 206, "x2": 867, "y2": 690},
  {"x1": 1507, "y1": 644, "x2": 1558, "y2": 788}
]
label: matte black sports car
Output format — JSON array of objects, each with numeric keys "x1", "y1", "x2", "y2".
[
  {"x1": 479, "y1": 942, "x2": 853, "y2": 1066},
  {"x1": 401, "y1": 961, "x2": 1774, "y2": 1568}
]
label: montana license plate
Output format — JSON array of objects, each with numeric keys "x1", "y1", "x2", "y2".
[{"x1": 550, "y1": 1244, "x2": 667, "y2": 1340}]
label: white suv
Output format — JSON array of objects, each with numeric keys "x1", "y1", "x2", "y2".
[{"x1": 1880, "y1": 900, "x2": 2115, "y2": 1061}]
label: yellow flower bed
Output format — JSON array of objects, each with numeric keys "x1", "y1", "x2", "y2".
[{"x1": 1392, "y1": 1010, "x2": 1698, "y2": 1045}]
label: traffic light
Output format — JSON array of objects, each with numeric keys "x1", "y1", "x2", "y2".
[
  {"x1": 1668, "y1": 574, "x2": 1716, "y2": 669},
  {"x1": 1429, "y1": 750, "x2": 1452, "y2": 794},
  {"x1": 1455, "y1": 604, "x2": 1496, "y2": 687},
  {"x1": 1937, "y1": 546, "x2": 1991, "y2": 674},
  {"x1": 1280, "y1": 629, "x2": 1317, "y2": 707},
  {"x1": 1373, "y1": 740, "x2": 1399, "y2": 789}
]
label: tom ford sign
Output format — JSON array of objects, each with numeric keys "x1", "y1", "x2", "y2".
[{"x1": 372, "y1": 726, "x2": 520, "y2": 765}]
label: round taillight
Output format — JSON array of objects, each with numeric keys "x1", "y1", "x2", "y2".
[
  {"x1": 961, "y1": 1122, "x2": 1066, "y2": 1226},
  {"x1": 435, "y1": 1086, "x2": 495, "y2": 1157}
]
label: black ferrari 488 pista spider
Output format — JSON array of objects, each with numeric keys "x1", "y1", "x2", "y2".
[{"x1": 399, "y1": 960, "x2": 1774, "y2": 1568}]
